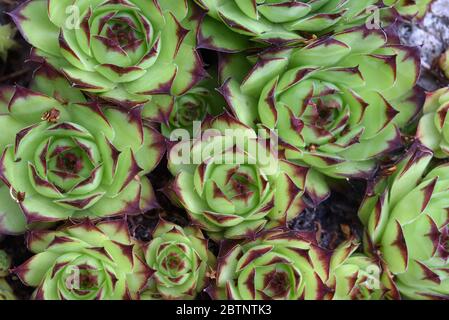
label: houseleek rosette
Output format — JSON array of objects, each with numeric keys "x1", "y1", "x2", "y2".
[
  {"x1": 194, "y1": 0, "x2": 384, "y2": 52},
  {"x1": 384, "y1": 0, "x2": 433, "y2": 19},
  {"x1": 0, "y1": 279, "x2": 16, "y2": 300},
  {"x1": 204, "y1": 226, "x2": 395, "y2": 300},
  {"x1": 0, "y1": 67, "x2": 164, "y2": 235},
  {"x1": 330, "y1": 241, "x2": 397, "y2": 300},
  {"x1": 417, "y1": 87, "x2": 449, "y2": 158},
  {"x1": 14, "y1": 220, "x2": 151, "y2": 300},
  {"x1": 161, "y1": 87, "x2": 210, "y2": 137},
  {"x1": 0, "y1": 249, "x2": 11, "y2": 277},
  {"x1": 208, "y1": 229, "x2": 387, "y2": 300},
  {"x1": 207, "y1": 229, "x2": 324, "y2": 300},
  {"x1": 220, "y1": 26, "x2": 422, "y2": 182},
  {"x1": 10, "y1": 0, "x2": 204, "y2": 106},
  {"x1": 143, "y1": 77, "x2": 225, "y2": 137},
  {"x1": 359, "y1": 144, "x2": 449, "y2": 299},
  {"x1": 141, "y1": 220, "x2": 216, "y2": 300},
  {"x1": 168, "y1": 113, "x2": 320, "y2": 240}
]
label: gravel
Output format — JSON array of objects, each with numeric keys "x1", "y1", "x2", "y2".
[{"x1": 399, "y1": 0, "x2": 449, "y2": 90}]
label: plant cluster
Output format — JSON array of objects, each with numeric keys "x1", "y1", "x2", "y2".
[{"x1": 0, "y1": 0, "x2": 447, "y2": 300}]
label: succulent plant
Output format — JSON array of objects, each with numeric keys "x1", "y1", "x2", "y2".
[
  {"x1": 416, "y1": 87, "x2": 449, "y2": 158},
  {"x1": 167, "y1": 113, "x2": 324, "y2": 240},
  {"x1": 141, "y1": 220, "x2": 216, "y2": 300},
  {"x1": 207, "y1": 229, "x2": 388, "y2": 300},
  {"x1": 384, "y1": 0, "x2": 433, "y2": 19},
  {"x1": 143, "y1": 77, "x2": 225, "y2": 137},
  {"x1": 219, "y1": 26, "x2": 422, "y2": 182},
  {"x1": 0, "y1": 67, "x2": 164, "y2": 235},
  {"x1": 0, "y1": 279, "x2": 16, "y2": 300},
  {"x1": 330, "y1": 242, "x2": 397, "y2": 300},
  {"x1": 0, "y1": 249, "x2": 11, "y2": 277},
  {"x1": 10, "y1": 0, "x2": 204, "y2": 106},
  {"x1": 206, "y1": 229, "x2": 325, "y2": 300},
  {"x1": 14, "y1": 219, "x2": 151, "y2": 300},
  {"x1": 359, "y1": 144, "x2": 449, "y2": 299},
  {"x1": 439, "y1": 49, "x2": 449, "y2": 79},
  {"x1": 194, "y1": 0, "x2": 385, "y2": 52},
  {"x1": 0, "y1": 24, "x2": 17, "y2": 61}
]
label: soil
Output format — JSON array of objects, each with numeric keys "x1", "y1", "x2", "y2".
[{"x1": 0, "y1": 0, "x2": 448, "y2": 300}]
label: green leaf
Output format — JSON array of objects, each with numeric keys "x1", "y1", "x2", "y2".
[
  {"x1": 15, "y1": 251, "x2": 59, "y2": 286},
  {"x1": 31, "y1": 66, "x2": 86, "y2": 104},
  {"x1": 8, "y1": 87, "x2": 61, "y2": 125},
  {"x1": 217, "y1": 1, "x2": 271, "y2": 36},
  {"x1": 10, "y1": 0, "x2": 60, "y2": 56},
  {"x1": 0, "y1": 183, "x2": 27, "y2": 234},
  {"x1": 197, "y1": 16, "x2": 250, "y2": 52},
  {"x1": 285, "y1": 12, "x2": 343, "y2": 32},
  {"x1": 62, "y1": 66, "x2": 115, "y2": 93},
  {"x1": 258, "y1": 2, "x2": 311, "y2": 23}
]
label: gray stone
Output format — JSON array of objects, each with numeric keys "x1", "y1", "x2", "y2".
[{"x1": 399, "y1": 0, "x2": 449, "y2": 91}]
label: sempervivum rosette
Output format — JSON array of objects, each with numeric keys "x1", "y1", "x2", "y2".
[
  {"x1": 330, "y1": 241, "x2": 397, "y2": 300},
  {"x1": 209, "y1": 231, "x2": 396, "y2": 300},
  {"x1": 141, "y1": 219, "x2": 216, "y2": 300},
  {"x1": 194, "y1": 0, "x2": 384, "y2": 52},
  {"x1": 220, "y1": 26, "x2": 422, "y2": 182},
  {"x1": 207, "y1": 229, "x2": 328, "y2": 300},
  {"x1": 143, "y1": 77, "x2": 225, "y2": 137},
  {"x1": 0, "y1": 67, "x2": 164, "y2": 235},
  {"x1": 14, "y1": 220, "x2": 151, "y2": 300},
  {"x1": 10, "y1": 0, "x2": 204, "y2": 106},
  {"x1": 416, "y1": 87, "x2": 449, "y2": 158},
  {"x1": 0, "y1": 279, "x2": 16, "y2": 300},
  {"x1": 359, "y1": 144, "x2": 449, "y2": 299},
  {"x1": 167, "y1": 113, "x2": 319, "y2": 240},
  {"x1": 160, "y1": 87, "x2": 212, "y2": 137},
  {"x1": 383, "y1": 0, "x2": 433, "y2": 19}
]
